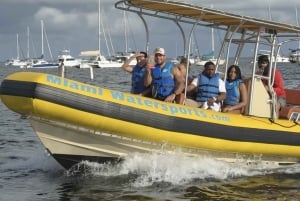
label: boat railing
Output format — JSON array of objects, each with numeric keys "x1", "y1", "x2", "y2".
[{"x1": 116, "y1": 0, "x2": 300, "y2": 119}]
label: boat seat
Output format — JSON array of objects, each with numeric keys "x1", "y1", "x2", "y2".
[
  {"x1": 279, "y1": 89, "x2": 300, "y2": 120},
  {"x1": 279, "y1": 106, "x2": 300, "y2": 120}
]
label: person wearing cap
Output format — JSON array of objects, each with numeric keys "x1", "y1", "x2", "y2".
[
  {"x1": 121, "y1": 51, "x2": 151, "y2": 96},
  {"x1": 257, "y1": 55, "x2": 286, "y2": 116},
  {"x1": 144, "y1": 47, "x2": 185, "y2": 103},
  {"x1": 185, "y1": 61, "x2": 226, "y2": 111}
]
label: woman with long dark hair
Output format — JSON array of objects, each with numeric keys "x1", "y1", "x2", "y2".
[{"x1": 222, "y1": 65, "x2": 248, "y2": 114}]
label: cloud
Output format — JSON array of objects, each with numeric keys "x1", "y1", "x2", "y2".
[{"x1": 0, "y1": 0, "x2": 300, "y2": 61}]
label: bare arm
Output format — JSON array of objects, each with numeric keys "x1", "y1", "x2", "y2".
[
  {"x1": 121, "y1": 53, "x2": 140, "y2": 73},
  {"x1": 164, "y1": 67, "x2": 185, "y2": 102},
  {"x1": 222, "y1": 82, "x2": 248, "y2": 112},
  {"x1": 144, "y1": 68, "x2": 152, "y2": 87}
]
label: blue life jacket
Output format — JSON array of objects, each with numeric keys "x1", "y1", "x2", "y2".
[
  {"x1": 131, "y1": 65, "x2": 148, "y2": 94},
  {"x1": 151, "y1": 61, "x2": 174, "y2": 98},
  {"x1": 196, "y1": 73, "x2": 220, "y2": 102},
  {"x1": 224, "y1": 79, "x2": 243, "y2": 106}
]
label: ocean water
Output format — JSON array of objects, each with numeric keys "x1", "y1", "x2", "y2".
[{"x1": 1, "y1": 61, "x2": 300, "y2": 201}]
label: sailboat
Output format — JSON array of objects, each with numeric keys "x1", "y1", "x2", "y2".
[
  {"x1": 196, "y1": 10, "x2": 225, "y2": 66},
  {"x1": 80, "y1": 0, "x2": 123, "y2": 68},
  {"x1": 30, "y1": 20, "x2": 59, "y2": 68},
  {"x1": 196, "y1": 26, "x2": 226, "y2": 66},
  {"x1": 5, "y1": 34, "x2": 28, "y2": 67}
]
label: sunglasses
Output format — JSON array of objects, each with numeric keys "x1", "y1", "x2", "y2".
[{"x1": 155, "y1": 53, "x2": 165, "y2": 57}]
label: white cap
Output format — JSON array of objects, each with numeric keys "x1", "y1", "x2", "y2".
[{"x1": 154, "y1": 47, "x2": 165, "y2": 55}]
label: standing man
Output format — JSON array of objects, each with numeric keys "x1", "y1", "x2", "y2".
[
  {"x1": 122, "y1": 51, "x2": 150, "y2": 96},
  {"x1": 186, "y1": 61, "x2": 226, "y2": 111},
  {"x1": 144, "y1": 47, "x2": 184, "y2": 103}
]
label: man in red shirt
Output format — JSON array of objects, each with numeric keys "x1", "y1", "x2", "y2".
[{"x1": 258, "y1": 55, "x2": 286, "y2": 116}]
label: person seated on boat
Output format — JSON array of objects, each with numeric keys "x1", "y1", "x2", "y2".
[
  {"x1": 221, "y1": 65, "x2": 248, "y2": 114},
  {"x1": 175, "y1": 57, "x2": 191, "y2": 103},
  {"x1": 257, "y1": 55, "x2": 286, "y2": 116},
  {"x1": 144, "y1": 47, "x2": 185, "y2": 103},
  {"x1": 177, "y1": 57, "x2": 190, "y2": 79},
  {"x1": 121, "y1": 51, "x2": 151, "y2": 96},
  {"x1": 185, "y1": 61, "x2": 226, "y2": 111}
]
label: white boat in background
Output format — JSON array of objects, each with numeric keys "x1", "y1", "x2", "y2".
[
  {"x1": 112, "y1": 52, "x2": 137, "y2": 66},
  {"x1": 79, "y1": 50, "x2": 123, "y2": 68},
  {"x1": 30, "y1": 58, "x2": 59, "y2": 68},
  {"x1": 29, "y1": 20, "x2": 58, "y2": 69},
  {"x1": 78, "y1": 1, "x2": 124, "y2": 68},
  {"x1": 5, "y1": 34, "x2": 30, "y2": 68},
  {"x1": 195, "y1": 25, "x2": 226, "y2": 66},
  {"x1": 79, "y1": 50, "x2": 98, "y2": 68},
  {"x1": 195, "y1": 51, "x2": 226, "y2": 66},
  {"x1": 57, "y1": 49, "x2": 81, "y2": 68},
  {"x1": 169, "y1": 57, "x2": 179, "y2": 65},
  {"x1": 289, "y1": 49, "x2": 300, "y2": 64}
]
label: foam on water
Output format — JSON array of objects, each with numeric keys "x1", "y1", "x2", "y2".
[{"x1": 66, "y1": 151, "x2": 300, "y2": 187}]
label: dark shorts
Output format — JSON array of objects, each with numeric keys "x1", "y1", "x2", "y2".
[
  {"x1": 156, "y1": 95, "x2": 166, "y2": 101},
  {"x1": 278, "y1": 96, "x2": 286, "y2": 108}
]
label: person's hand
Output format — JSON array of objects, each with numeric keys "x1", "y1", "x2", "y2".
[
  {"x1": 146, "y1": 65, "x2": 155, "y2": 71},
  {"x1": 207, "y1": 97, "x2": 215, "y2": 106},
  {"x1": 164, "y1": 93, "x2": 176, "y2": 103},
  {"x1": 222, "y1": 106, "x2": 232, "y2": 113}
]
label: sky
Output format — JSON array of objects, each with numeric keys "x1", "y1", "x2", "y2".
[{"x1": 0, "y1": 0, "x2": 299, "y2": 61}]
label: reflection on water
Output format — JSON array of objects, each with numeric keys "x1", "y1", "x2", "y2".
[{"x1": 1, "y1": 63, "x2": 300, "y2": 200}]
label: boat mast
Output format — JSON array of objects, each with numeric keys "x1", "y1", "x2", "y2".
[
  {"x1": 296, "y1": 8, "x2": 300, "y2": 51},
  {"x1": 211, "y1": 4, "x2": 215, "y2": 60},
  {"x1": 16, "y1": 33, "x2": 20, "y2": 60},
  {"x1": 211, "y1": 26, "x2": 214, "y2": 59},
  {"x1": 98, "y1": 0, "x2": 101, "y2": 57},
  {"x1": 41, "y1": 20, "x2": 44, "y2": 58},
  {"x1": 124, "y1": 10, "x2": 128, "y2": 53},
  {"x1": 27, "y1": 26, "x2": 30, "y2": 59}
]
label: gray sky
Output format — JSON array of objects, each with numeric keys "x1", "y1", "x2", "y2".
[{"x1": 0, "y1": 0, "x2": 299, "y2": 61}]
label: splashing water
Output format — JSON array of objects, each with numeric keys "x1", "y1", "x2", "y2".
[{"x1": 65, "y1": 151, "x2": 300, "y2": 187}]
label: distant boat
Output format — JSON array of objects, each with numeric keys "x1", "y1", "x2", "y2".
[
  {"x1": 79, "y1": 50, "x2": 123, "y2": 68},
  {"x1": 169, "y1": 57, "x2": 179, "y2": 65},
  {"x1": 195, "y1": 25, "x2": 226, "y2": 66},
  {"x1": 112, "y1": 52, "x2": 136, "y2": 66},
  {"x1": 57, "y1": 49, "x2": 81, "y2": 68},
  {"x1": 195, "y1": 51, "x2": 226, "y2": 66},
  {"x1": 30, "y1": 58, "x2": 59, "y2": 68},
  {"x1": 30, "y1": 20, "x2": 58, "y2": 68},
  {"x1": 5, "y1": 34, "x2": 30, "y2": 68},
  {"x1": 289, "y1": 49, "x2": 300, "y2": 64},
  {"x1": 79, "y1": 0, "x2": 124, "y2": 68}
]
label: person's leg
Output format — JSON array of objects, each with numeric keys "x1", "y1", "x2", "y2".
[{"x1": 277, "y1": 97, "x2": 286, "y2": 118}]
